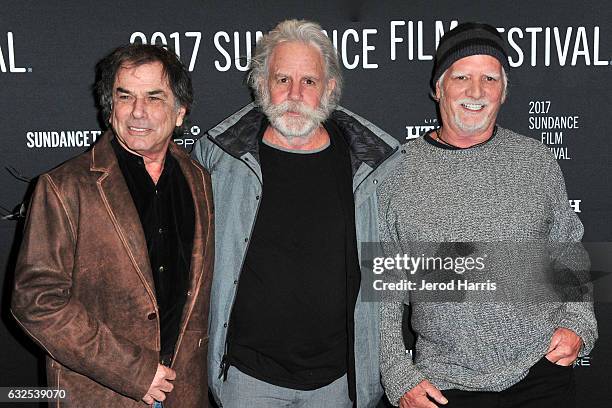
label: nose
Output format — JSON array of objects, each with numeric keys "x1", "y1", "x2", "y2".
[
  {"x1": 466, "y1": 78, "x2": 484, "y2": 99},
  {"x1": 130, "y1": 97, "x2": 146, "y2": 118},
  {"x1": 288, "y1": 80, "x2": 302, "y2": 101}
]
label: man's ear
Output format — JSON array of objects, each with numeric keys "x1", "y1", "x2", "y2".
[
  {"x1": 175, "y1": 106, "x2": 187, "y2": 127},
  {"x1": 435, "y1": 80, "x2": 442, "y2": 101},
  {"x1": 326, "y1": 78, "x2": 336, "y2": 98}
]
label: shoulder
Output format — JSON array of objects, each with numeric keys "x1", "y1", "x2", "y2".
[
  {"x1": 25, "y1": 150, "x2": 96, "y2": 219},
  {"x1": 384, "y1": 138, "x2": 428, "y2": 176},
  {"x1": 330, "y1": 106, "x2": 400, "y2": 150},
  {"x1": 496, "y1": 126, "x2": 555, "y2": 162},
  {"x1": 191, "y1": 134, "x2": 218, "y2": 158},
  {"x1": 170, "y1": 143, "x2": 212, "y2": 188},
  {"x1": 376, "y1": 138, "x2": 425, "y2": 199},
  {"x1": 43, "y1": 149, "x2": 94, "y2": 188},
  {"x1": 190, "y1": 134, "x2": 231, "y2": 172}
]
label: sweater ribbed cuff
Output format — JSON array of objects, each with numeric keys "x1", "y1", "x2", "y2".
[
  {"x1": 382, "y1": 362, "x2": 427, "y2": 406},
  {"x1": 557, "y1": 317, "x2": 597, "y2": 356}
]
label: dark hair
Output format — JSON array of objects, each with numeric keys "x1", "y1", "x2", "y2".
[{"x1": 95, "y1": 44, "x2": 193, "y2": 123}]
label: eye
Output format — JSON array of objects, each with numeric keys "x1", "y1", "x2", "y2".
[
  {"x1": 454, "y1": 75, "x2": 467, "y2": 80},
  {"x1": 117, "y1": 94, "x2": 132, "y2": 101},
  {"x1": 148, "y1": 96, "x2": 163, "y2": 102},
  {"x1": 485, "y1": 76, "x2": 497, "y2": 82},
  {"x1": 304, "y1": 78, "x2": 315, "y2": 85},
  {"x1": 278, "y1": 77, "x2": 288, "y2": 84}
]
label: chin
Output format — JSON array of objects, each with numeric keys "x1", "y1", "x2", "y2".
[{"x1": 454, "y1": 116, "x2": 492, "y2": 134}]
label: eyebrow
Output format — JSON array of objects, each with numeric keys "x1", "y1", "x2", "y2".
[
  {"x1": 274, "y1": 72, "x2": 320, "y2": 79},
  {"x1": 450, "y1": 71, "x2": 501, "y2": 78},
  {"x1": 115, "y1": 87, "x2": 167, "y2": 96},
  {"x1": 147, "y1": 89, "x2": 167, "y2": 96}
]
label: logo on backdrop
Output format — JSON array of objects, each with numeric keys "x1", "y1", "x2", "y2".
[
  {"x1": 0, "y1": 32, "x2": 30, "y2": 73},
  {"x1": 575, "y1": 356, "x2": 591, "y2": 367},
  {"x1": 130, "y1": 31, "x2": 202, "y2": 71},
  {"x1": 569, "y1": 200, "x2": 582, "y2": 213},
  {"x1": 211, "y1": 23, "x2": 610, "y2": 71},
  {"x1": 129, "y1": 23, "x2": 610, "y2": 74},
  {"x1": 173, "y1": 121, "x2": 202, "y2": 151},
  {"x1": 26, "y1": 130, "x2": 103, "y2": 149},
  {"x1": 406, "y1": 118, "x2": 438, "y2": 140},
  {"x1": 528, "y1": 100, "x2": 580, "y2": 160}
]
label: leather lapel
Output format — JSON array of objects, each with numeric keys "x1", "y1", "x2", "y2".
[
  {"x1": 171, "y1": 143, "x2": 208, "y2": 332},
  {"x1": 90, "y1": 131, "x2": 157, "y2": 306}
]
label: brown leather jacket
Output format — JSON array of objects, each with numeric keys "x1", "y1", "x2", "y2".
[{"x1": 11, "y1": 131, "x2": 214, "y2": 407}]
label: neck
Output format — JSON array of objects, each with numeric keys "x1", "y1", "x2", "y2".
[
  {"x1": 263, "y1": 125, "x2": 330, "y2": 151},
  {"x1": 144, "y1": 158, "x2": 165, "y2": 184},
  {"x1": 437, "y1": 124, "x2": 496, "y2": 148},
  {"x1": 116, "y1": 136, "x2": 167, "y2": 184}
]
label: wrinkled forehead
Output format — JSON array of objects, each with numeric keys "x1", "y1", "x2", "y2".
[
  {"x1": 268, "y1": 41, "x2": 325, "y2": 73},
  {"x1": 113, "y1": 61, "x2": 171, "y2": 89}
]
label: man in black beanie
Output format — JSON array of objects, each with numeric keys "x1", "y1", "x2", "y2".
[{"x1": 377, "y1": 22, "x2": 597, "y2": 408}]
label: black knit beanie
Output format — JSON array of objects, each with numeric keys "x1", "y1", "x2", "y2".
[{"x1": 432, "y1": 22, "x2": 510, "y2": 90}]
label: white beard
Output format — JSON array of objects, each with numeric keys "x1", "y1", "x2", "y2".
[
  {"x1": 452, "y1": 97, "x2": 493, "y2": 133},
  {"x1": 261, "y1": 94, "x2": 332, "y2": 140}
]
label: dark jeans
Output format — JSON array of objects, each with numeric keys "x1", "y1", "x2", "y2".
[{"x1": 442, "y1": 357, "x2": 575, "y2": 408}]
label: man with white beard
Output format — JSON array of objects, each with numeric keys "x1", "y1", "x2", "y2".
[
  {"x1": 192, "y1": 19, "x2": 401, "y2": 408},
  {"x1": 377, "y1": 22, "x2": 597, "y2": 408}
]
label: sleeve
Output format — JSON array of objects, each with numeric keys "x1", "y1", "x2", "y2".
[
  {"x1": 544, "y1": 157, "x2": 598, "y2": 356},
  {"x1": 377, "y1": 185, "x2": 426, "y2": 406},
  {"x1": 11, "y1": 174, "x2": 158, "y2": 401}
]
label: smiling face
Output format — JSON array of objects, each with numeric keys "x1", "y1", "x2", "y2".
[
  {"x1": 110, "y1": 61, "x2": 186, "y2": 160},
  {"x1": 263, "y1": 41, "x2": 335, "y2": 139},
  {"x1": 436, "y1": 55, "x2": 505, "y2": 140}
]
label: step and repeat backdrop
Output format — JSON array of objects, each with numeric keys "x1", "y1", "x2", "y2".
[{"x1": 1, "y1": 1, "x2": 610, "y2": 406}]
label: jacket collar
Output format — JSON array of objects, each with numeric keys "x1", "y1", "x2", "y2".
[{"x1": 208, "y1": 103, "x2": 399, "y2": 177}]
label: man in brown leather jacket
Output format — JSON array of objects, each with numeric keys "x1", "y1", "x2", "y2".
[{"x1": 11, "y1": 44, "x2": 214, "y2": 407}]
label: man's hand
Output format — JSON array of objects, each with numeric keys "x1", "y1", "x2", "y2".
[
  {"x1": 142, "y1": 364, "x2": 176, "y2": 405},
  {"x1": 546, "y1": 327, "x2": 583, "y2": 366},
  {"x1": 399, "y1": 380, "x2": 448, "y2": 408}
]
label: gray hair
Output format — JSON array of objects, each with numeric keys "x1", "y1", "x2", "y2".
[
  {"x1": 247, "y1": 19, "x2": 343, "y2": 108},
  {"x1": 435, "y1": 67, "x2": 509, "y2": 101}
]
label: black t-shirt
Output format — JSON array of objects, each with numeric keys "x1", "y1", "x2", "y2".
[{"x1": 227, "y1": 129, "x2": 352, "y2": 390}]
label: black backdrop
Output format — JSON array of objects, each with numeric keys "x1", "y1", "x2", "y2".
[{"x1": 1, "y1": 1, "x2": 610, "y2": 407}]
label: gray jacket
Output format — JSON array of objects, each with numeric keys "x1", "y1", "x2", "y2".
[{"x1": 192, "y1": 103, "x2": 401, "y2": 407}]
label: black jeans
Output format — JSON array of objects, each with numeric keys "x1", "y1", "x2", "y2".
[{"x1": 442, "y1": 357, "x2": 575, "y2": 408}]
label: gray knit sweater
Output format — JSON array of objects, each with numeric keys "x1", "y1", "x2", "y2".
[{"x1": 377, "y1": 127, "x2": 597, "y2": 406}]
